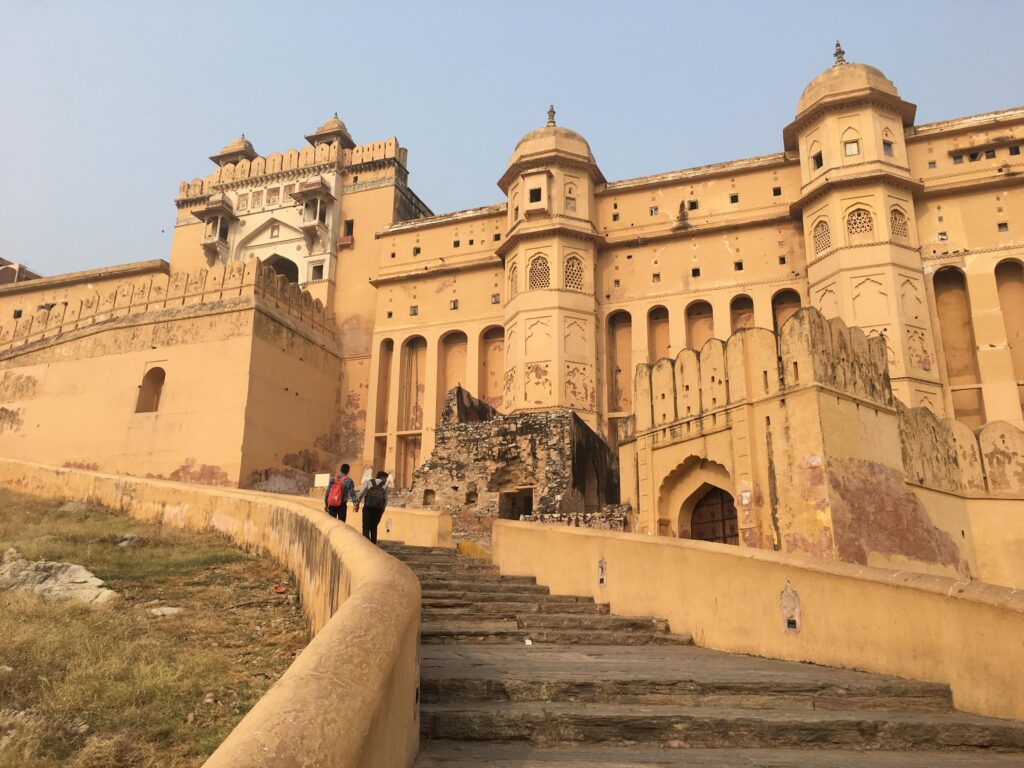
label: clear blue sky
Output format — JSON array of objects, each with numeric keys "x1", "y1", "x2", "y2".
[{"x1": 1, "y1": 1, "x2": 1021, "y2": 276}]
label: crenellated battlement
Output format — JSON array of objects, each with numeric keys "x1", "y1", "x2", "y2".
[
  {"x1": 629, "y1": 307, "x2": 894, "y2": 441},
  {"x1": 0, "y1": 257, "x2": 333, "y2": 353},
  {"x1": 176, "y1": 137, "x2": 407, "y2": 201}
]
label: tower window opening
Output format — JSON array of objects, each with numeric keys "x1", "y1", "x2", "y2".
[
  {"x1": 612, "y1": 213, "x2": 620, "y2": 221},
  {"x1": 410, "y1": 305, "x2": 419, "y2": 316},
  {"x1": 413, "y1": 246, "x2": 421, "y2": 256},
  {"x1": 729, "y1": 193, "x2": 739, "y2": 204},
  {"x1": 450, "y1": 299, "x2": 459, "y2": 310},
  {"x1": 844, "y1": 140, "x2": 860, "y2": 156},
  {"x1": 311, "y1": 264, "x2": 324, "y2": 281},
  {"x1": 493, "y1": 233, "x2": 501, "y2": 241},
  {"x1": 652, "y1": 273, "x2": 661, "y2": 283},
  {"x1": 1010, "y1": 145, "x2": 1021, "y2": 156},
  {"x1": 564, "y1": 255, "x2": 584, "y2": 291},
  {"x1": 343, "y1": 219, "x2": 354, "y2": 237},
  {"x1": 772, "y1": 186, "x2": 782, "y2": 196},
  {"x1": 453, "y1": 240, "x2": 460, "y2": 248},
  {"x1": 778, "y1": 256, "x2": 787, "y2": 265},
  {"x1": 985, "y1": 149, "x2": 996, "y2": 159},
  {"x1": 813, "y1": 219, "x2": 831, "y2": 254},
  {"x1": 968, "y1": 151, "x2": 981, "y2": 162},
  {"x1": 734, "y1": 261, "x2": 744, "y2": 271},
  {"x1": 491, "y1": 293, "x2": 500, "y2": 304},
  {"x1": 928, "y1": 161, "x2": 937, "y2": 169},
  {"x1": 135, "y1": 367, "x2": 166, "y2": 414},
  {"x1": 13, "y1": 309, "x2": 22, "y2": 319},
  {"x1": 812, "y1": 152, "x2": 824, "y2": 170},
  {"x1": 998, "y1": 222, "x2": 1009, "y2": 233},
  {"x1": 688, "y1": 199, "x2": 699, "y2": 210},
  {"x1": 938, "y1": 231, "x2": 948, "y2": 241},
  {"x1": 953, "y1": 154, "x2": 964, "y2": 164},
  {"x1": 691, "y1": 267, "x2": 701, "y2": 278},
  {"x1": 528, "y1": 256, "x2": 550, "y2": 290},
  {"x1": 649, "y1": 206, "x2": 658, "y2": 216},
  {"x1": 883, "y1": 141, "x2": 894, "y2": 157},
  {"x1": 529, "y1": 188, "x2": 542, "y2": 203}
]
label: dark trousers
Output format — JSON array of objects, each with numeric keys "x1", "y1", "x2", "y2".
[
  {"x1": 327, "y1": 503, "x2": 348, "y2": 522},
  {"x1": 362, "y1": 506, "x2": 383, "y2": 543}
]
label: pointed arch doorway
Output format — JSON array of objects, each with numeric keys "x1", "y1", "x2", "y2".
[{"x1": 687, "y1": 486, "x2": 739, "y2": 545}]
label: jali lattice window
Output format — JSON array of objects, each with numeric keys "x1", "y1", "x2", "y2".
[
  {"x1": 890, "y1": 208, "x2": 909, "y2": 240},
  {"x1": 509, "y1": 263, "x2": 519, "y2": 298},
  {"x1": 813, "y1": 220, "x2": 831, "y2": 254},
  {"x1": 846, "y1": 209, "x2": 874, "y2": 236},
  {"x1": 564, "y1": 255, "x2": 584, "y2": 291},
  {"x1": 528, "y1": 256, "x2": 550, "y2": 290}
]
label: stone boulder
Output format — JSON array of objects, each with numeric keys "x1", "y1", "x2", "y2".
[{"x1": 0, "y1": 548, "x2": 116, "y2": 605}]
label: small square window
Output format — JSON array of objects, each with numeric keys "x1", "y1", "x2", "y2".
[
  {"x1": 1011, "y1": 145, "x2": 1021, "y2": 156},
  {"x1": 450, "y1": 299, "x2": 459, "y2": 310},
  {"x1": 998, "y1": 222, "x2": 1009, "y2": 232},
  {"x1": 613, "y1": 202, "x2": 618, "y2": 209},
  {"x1": 613, "y1": 279, "x2": 621, "y2": 288},
  {"x1": 985, "y1": 149, "x2": 996, "y2": 159},
  {"x1": 883, "y1": 141, "x2": 894, "y2": 157},
  {"x1": 469, "y1": 239, "x2": 474, "y2": 245},
  {"x1": 729, "y1": 193, "x2": 739, "y2": 204},
  {"x1": 237, "y1": 193, "x2": 249, "y2": 210},
  {"x1": 453, "y1": 240, "x2": 460, "y2": 248},
  {"x1": 13, "y1": 309, "x2": 22, "y2": 319},
  {"x1": 937, "y1": 231, "x2": 948, "y2": 241},
  {"x1": 968, "y1": 151, "x2": 981, "y2": 162},
  {"x1": 778, "y1": 256, "x2": 787, "y2": 265},
  {"x1": 343, "y1": 219, "x2": 354, "y2": 237},
  {"x1": 386, "y1": 311, "x2": 393, "y2": 319},
  {"x1": 691, "y1": 267, "x2": 701, "y2": 278},
  {"x1": 565, "y1": 196, "x2": 576, "y2": 212},
  {"x1": 612, "y1": 213, "x2": 620, "y2": 221},
  {"x1": 734, "y1": 261, "x2": 743, "y2": 271},
  {"x1": 953, "y1": 154, "x2": 963, "y2": 165},
  {"x1": 410, "y1": 305, "x2": 419, "y2": 316},
  {"x1": 493, "y1": 233, "x2": 501, "y2": 241},
  {"x1": 772, "y1": 187, "x2": 781, "y2": 196},
  {"x1": 490, "y1": 293, "x2": 500, "y2": 304},
  {"x1": 649, "y1": 206, "x2": 658, "y2": 216},
  {"x1": 844, "y1": 140, "x2": 860, "y2": 156},
  {"x1": 652, "y1": 273, "x2": 661, "y2": 283},
  {"x1": 390, "y1": 251, "x2": 396, "y2": 259},
  {"x1": 812, "y1": 152, "x2": 823, "y2": 170},
  {"x1": 413, "y1": 246, "x2": 421, "y2": 256},
  {"x1": 513, "y1": 206, "x2": 519, "y2": 219},
  {"x1": 311, "y1": 264, "x2": 324, "y2": 281},
  {"x1": 626, "y1": 254, "x2": 633, "y2": 260},
  {"x1": 251, "y1": 190, "x2": 263, "y2": 207},
  {"x1": 529, "y1": 188, "x2": 542, "y2": 203},
  {"x1": 352, "y1": 176, "x2": 359, "y2": 183},
  {"x1": 927, "y1": 161, "x2": 937, "y2": 169},
  {"x1": 938, "y1": 216, "x2": 944, "y2": 222},
  {"x1": 270, "y1": 224, "x2": 280, "y2": 238},
  {"x1": 267, "y1": 188, "x2": 280, "y2": 205},
  {"x1": 688, "y1": 199, "x2": 699, "y2": 210}
]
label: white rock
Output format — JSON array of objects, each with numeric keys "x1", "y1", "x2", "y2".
[
  {"x1": 148, "y1": 606, "x2": 183, "y2": 617},
  {"x1": 0, "y1": 555, "x2": 116, "y2": 605}
]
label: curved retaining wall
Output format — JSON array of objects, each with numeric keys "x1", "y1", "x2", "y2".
[
  {"x1": 493, "y1": 520, "x2": 1024, "y2": 723},
  {"x1": 0, "y1": 459, "x2": 424, "y2": 768}
]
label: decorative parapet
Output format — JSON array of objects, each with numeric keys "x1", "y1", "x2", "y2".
[
  {"x1": 176, "y1": 137, "x2": 407, "y2": 204},
  {"x1": 0, "y1": 257, "x2": 334, "y2": 354}
]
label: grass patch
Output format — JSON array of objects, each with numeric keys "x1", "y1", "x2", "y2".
[{"x1": 0, "y1": 489, "x2": 309, "y2": 767}]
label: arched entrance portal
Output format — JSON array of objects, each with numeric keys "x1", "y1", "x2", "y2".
[
  {"x1": 264, "y1": 254, "x2": 299, "y2": 283},
  {"x1": 688, "y1": 487, "x2": 739, "y2": 545}
]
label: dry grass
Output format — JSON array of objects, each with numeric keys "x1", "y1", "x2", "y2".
[{"x1": 0, "y1": 489, "x2": 309, "y2": 768}]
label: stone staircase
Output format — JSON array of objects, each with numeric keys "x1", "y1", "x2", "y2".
[{"x1": 380, "y1": 543, "x2": 1024, "y2": 767}]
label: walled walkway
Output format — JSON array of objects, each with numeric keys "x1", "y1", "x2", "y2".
[{"x1": 381, "y1": 543, "x2": 1024, "y2": 767}]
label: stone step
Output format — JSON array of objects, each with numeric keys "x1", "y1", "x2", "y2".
[
  {"x1": 401, "y1": 562, "x2": 500, "y2": 574},
  {"x1": 415, "y1": 571, "x2": 537, "y2": 585},
  {"x1": 422, "y1": 612, "x2": 666, "y2": 632},
  {"x1": 422, "y1": 599, "x2": 610, "y2": 615},
  {"x1": 420, "y1": 702, "x2": 1024, "y2": 750},
  {"x1": 420, "y1": 580, "x2": 550, "y2": 595},
  {"x1": 422, "y1": 590, "x2": 593, "y2": 604},
  {"x1": 421, "y1": 674, "x2": 954, "y2": 712},
  {"x1": 414, "y1": 742, "x2": 1024, "y2": 767},
  {"x1": 420, "y1": 627, "x2": 692, "y2": 646},
  {"x1": 380, "y1": 544, "x2": 457, "y2": 557}
]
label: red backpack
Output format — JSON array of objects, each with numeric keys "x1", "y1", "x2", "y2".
[{"x1": 327, "y1": 475, "x2": 345, "y2": 507}]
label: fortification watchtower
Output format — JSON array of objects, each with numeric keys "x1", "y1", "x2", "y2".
[
  {"x1": 496, "y1": 107, "x2": 606, "y2": 426},
  {"x1": 785, "y1": 43, "x2": 943, "y2": 413}
]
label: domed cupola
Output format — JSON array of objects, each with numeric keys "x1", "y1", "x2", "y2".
[
  {"x1": 209, "y1": 134, "x2": 258, "y2": 167},
  {"x1": 498, "y1": 106, "x2": 604, "y2": 194},
  {"x1": 784, "y1": 42, "x2": 915, "y2": 150},
  {"x1": 305, "y1": 112, "x2": 356, "y2": 150}
]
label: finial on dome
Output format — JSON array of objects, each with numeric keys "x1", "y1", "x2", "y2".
[
  {"x1": 834, "y1": 40, "x2": 846, "y2": 66},
  {"x1": 547, "y1": 104, "x2": 556, "y2": 127}
]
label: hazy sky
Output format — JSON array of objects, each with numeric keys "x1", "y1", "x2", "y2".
[{"x1": 1, "y1": 1, "x2": 1021, "y2": 276}]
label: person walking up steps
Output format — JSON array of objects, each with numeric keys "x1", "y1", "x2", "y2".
[
  {"x1": 355, "y1": 470, "x2": 389, "y2": 544},
  {"x1": 324, "y1": 464, "x2": 356, "y2": 522}
]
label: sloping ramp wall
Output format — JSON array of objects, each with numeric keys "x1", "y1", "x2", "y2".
[
  {"x1": 493, "y1": 519, "x2": 1024, "y2": 723},
  {"x1": 0, "y1": 458, "x2": 421, "y2": 768}
]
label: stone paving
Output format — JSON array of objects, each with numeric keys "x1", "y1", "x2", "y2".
[{"x1": 380, "y1": 543, "x2": 1024, "y2": 767}]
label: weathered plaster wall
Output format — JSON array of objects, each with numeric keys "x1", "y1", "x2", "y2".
[
  {"x1": 0, "y1": 458, "x2": 422, "y2": 768},
  {"x1": 491, "y1": 519, "x2": 1024, "y2": 723},
  {"x1": 0, "y1": 258, "x2": 342, "y2": 491}
]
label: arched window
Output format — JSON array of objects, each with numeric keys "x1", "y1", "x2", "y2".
[
  {"x1": 135, "y1": 367, "x2": 165, "y2": 413},
  {"x1": 508, "y1": 263, "x2": 519, "y2": 298},
  {"x1": 564, "y1": 255, "x2": 584, "y2": 291},
  {"x1": 772, "y1": 289, "x2": 802, "y2": 334},
  {"x1": 813, "y1": 220, "x2": 831, "y2": 254},
  {"x1": 730, "y1": 295, "x2": 755, "y2": 332},
  {"x1": 890, "y1": 208, "x2": 909, "y2": 240},
  {"x1": 846, "y1": 209, "x2": 874, "y2": 238},
  {"x1": 685, "y1": 301, "x2": 714, "y2": 350},
  {"x1": 564, "y1": 184, "x2": 577, "y2": 213},
  {"x1": 264, "y1": 254, "x2": 299, "y2": 283},
  {"x1": 528, "y1": 256, "x2": 550, "y2": 290}
]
